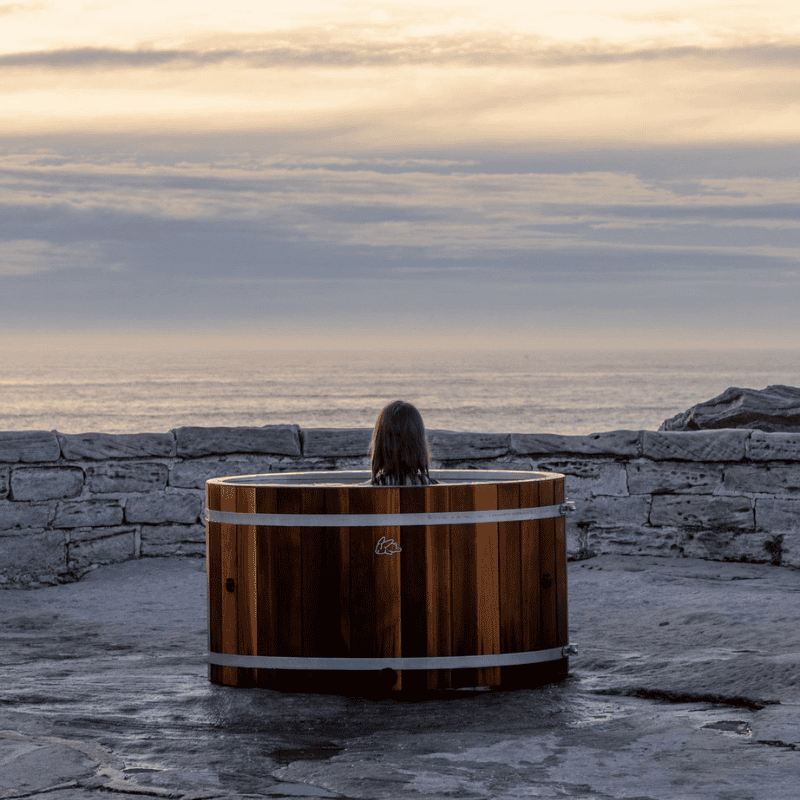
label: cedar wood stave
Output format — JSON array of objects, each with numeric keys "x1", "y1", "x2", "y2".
[{"x1": 206, "y1": 472, "x2": 568, "y2": 693}]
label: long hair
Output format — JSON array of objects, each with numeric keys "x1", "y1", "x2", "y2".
[{"x1": 369, "y1": 400, "x2": 436, "y2": 485}]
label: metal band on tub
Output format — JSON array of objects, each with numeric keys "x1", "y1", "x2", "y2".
[
  {"x1": 205, "y1": 502, "x2": 574, "y2": 527},
  {"x1": 208, "y1": 644, "x2": 577, "y2": 671}
]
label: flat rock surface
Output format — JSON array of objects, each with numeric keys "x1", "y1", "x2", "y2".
[{"x1": 1, "y1": 555, "x2": 798, "y2": 799}]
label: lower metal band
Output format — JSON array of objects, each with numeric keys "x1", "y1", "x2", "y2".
[{"x1": 208, "y1": 645, "x2": 573, "y2": 671}]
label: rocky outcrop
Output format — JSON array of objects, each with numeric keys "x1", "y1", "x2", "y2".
[{"x1": 660, "y1": 385, "x2": 800, "y2": 432}]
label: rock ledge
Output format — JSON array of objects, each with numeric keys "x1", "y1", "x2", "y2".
[{"x1": 660, "y1": 385, "x2": 800, "y2": 432}]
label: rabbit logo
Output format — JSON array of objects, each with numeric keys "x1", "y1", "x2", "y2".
[{"x1": 375, "y1": 536, "x2": 402, "y2": 555}]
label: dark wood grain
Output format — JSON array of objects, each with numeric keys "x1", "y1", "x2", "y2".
[
  {"x1": 425, "y1": 483, "x2": 452, "y2": 689},
  {"x1": 219, "y1": 484, "x2": 239, "y2": 686},
  {"x1": 254, "y1": 486, "x2": 278, "y2": 689},
  {"x1": 553, "y1": 476, "x2": 568, "y2": 647},
  {"x1": 275, "y1": 486, "x2": 303, "y2": 659},
  {"x1": 520, "y1": 479, "x2": 541, "y2": 654},
  {"x1": 325, "y1": 487, "x2": 351, "y2": 657},
  {"x1": 448, "y1": 483, "x2": 478, "y2": 689},
  {"x1": 300, "y1": 487, "x2": 324, "y2": 666},
  {"x1": 347, "y1": 487, "x2": 378, "y2": 659},
  {"x1": 498, "y1": 481, "x2": 522, "y2": 655},
  {"x1": 236, "y1": 485, "x2": 257, "y2": 687},
  {"x1": 371, "y1": 487, "x2": 401, "y2": 680},
  {"x1": 297, "y1": 486, "x2": 324, "y2": 690},
  {"x1": 473, "y1": 482, "x2": 500, "y2": 687},
  {"x1": 538, "y1": 478, "x2": 558, "y2": 650},
  {"x1": 399, "y1": 486, "x2": 428, "y2": 693},
  {"x1": 304, "y1": 487, "x2": 351, "y2": 691},
  {"x1": 206, "y1": 482, "x2": 223, "y2": 685}
]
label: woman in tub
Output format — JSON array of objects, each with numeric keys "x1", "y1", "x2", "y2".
[{"x1": 369, "y1": 400, "x2": 438, "y2": 486}]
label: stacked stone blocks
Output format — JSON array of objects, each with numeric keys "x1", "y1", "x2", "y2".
[{"x1": 1, "y1": 426, "x2": 799, "y2": 588}]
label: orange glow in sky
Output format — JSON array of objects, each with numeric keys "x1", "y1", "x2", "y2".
[{"x1": 1, "y1": 1, "x2": 799, "y2": 350}]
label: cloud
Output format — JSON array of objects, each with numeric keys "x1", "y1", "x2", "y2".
[
  {"x1": 0, "y1": 239, "x2": 116, "y2": 275},
  {"x1": 3, "y1": 36, "x2": 800, "y2": 71},
  {"x1": 0, "y1": 46, "x2": 237, "y2": 69},
  {"x1": 2, "y1": 151, "x2": 800, "y2": 285},
  {"x1": 0, "y1": 2, "x2": 46, "y2": 15},
  {"x1": 4, "y1": 15, "x2": 798, "y2": 149}
]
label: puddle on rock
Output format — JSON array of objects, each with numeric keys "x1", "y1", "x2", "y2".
[
  {"x1": 270, "y1": 742, "x2": 345, "y2": 765},
  {"x1": 702, "y1": 720, "x2": 752, "y2": 735},
  {"x1": 675, "y1": 706, "x2": 756, "y2": 738},
  {"x1": 567, "y1": 695, "x2": 621, "y2": 727}
]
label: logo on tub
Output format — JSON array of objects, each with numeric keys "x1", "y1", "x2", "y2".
[{"x1": 375, "y1": 536, "x2": 402, "y2": 555}]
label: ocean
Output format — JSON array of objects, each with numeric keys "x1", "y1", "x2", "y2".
[{"x1": 1, "y1": 349, "x2": 798, "y2": 436}]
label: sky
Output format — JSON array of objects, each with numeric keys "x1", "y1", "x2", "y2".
[{"x1": 1, "y1": 0, "x2": 799, "y2": 352}]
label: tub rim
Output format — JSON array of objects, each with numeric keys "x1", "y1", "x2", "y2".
[{"x1": 206, "y1": 469, "x2": 564, "y2": 488}]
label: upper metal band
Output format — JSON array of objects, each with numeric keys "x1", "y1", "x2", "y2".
[{"x1": 205, "y1": 503, "x2": 568, "y2": 528}]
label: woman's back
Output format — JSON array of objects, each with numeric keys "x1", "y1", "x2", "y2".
[{"x1": 369, "y1": 400, "x2": 438, "y2": 486}]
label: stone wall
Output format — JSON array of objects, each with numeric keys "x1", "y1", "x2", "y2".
[{"x1": 1, "y1": 426, "x2": 799, "y2": 588}]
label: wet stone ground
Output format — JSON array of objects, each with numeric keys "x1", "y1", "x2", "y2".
[{"x1": 1, "y1": 554, "x2": 799, "y2": 799}]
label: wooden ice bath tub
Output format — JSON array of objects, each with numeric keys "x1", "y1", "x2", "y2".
[{"x1": 205, "y1": 470, "x2": 573, "y2": 694}]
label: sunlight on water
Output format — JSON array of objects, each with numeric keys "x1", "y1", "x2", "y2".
[{"x1": 1, "y1": 349, "x2": 798, "y2": 435}]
